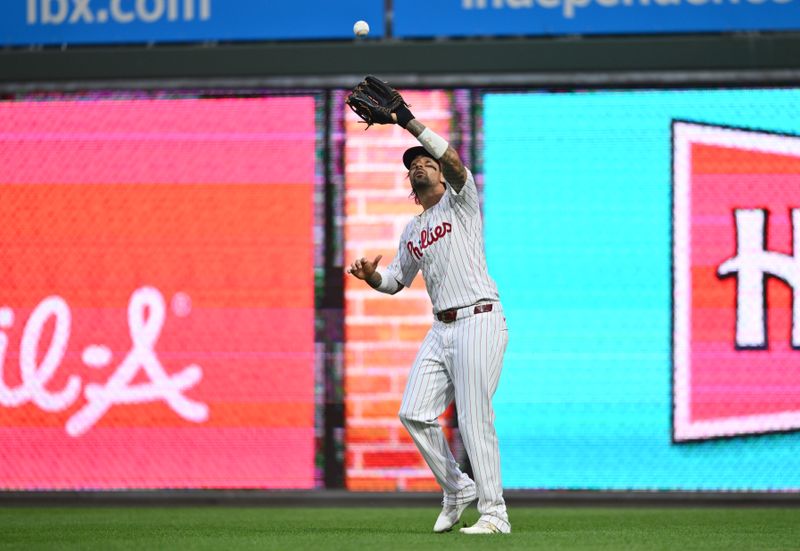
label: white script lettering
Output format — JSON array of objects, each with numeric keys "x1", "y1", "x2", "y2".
[{"x1": 0, "y1": 286, "x2": 208, "y2": 437}]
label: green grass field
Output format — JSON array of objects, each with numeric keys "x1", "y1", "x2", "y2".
[{"x1": 1, "y1": 506, "x2": 799, "y2": 550}]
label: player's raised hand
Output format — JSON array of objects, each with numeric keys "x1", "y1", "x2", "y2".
[{"x1": 347, "y1": 255, "x2": 382, "y2": 280}]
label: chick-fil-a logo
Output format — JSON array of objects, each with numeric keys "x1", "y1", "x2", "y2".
[{"x1": 0, "y1": 286, "x2": 208, "y2": 437}]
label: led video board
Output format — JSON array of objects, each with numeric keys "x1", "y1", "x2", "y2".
[
  {"x1": 0, "y1": 96, "x2": 317, "y2": 489},
  {"x1": 484, "y1": 88, "x2": 800, "y2": 490}
]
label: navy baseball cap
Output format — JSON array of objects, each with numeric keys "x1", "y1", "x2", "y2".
[{"x1": 403, "y1": 146, "x2": 440, "y2": 170}]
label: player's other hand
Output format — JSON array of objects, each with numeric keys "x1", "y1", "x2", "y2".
[{"x1": 347, "y1": 255, "x2": 382, "y2": 280}]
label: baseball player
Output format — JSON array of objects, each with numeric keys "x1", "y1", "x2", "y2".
[{"x1": 346, "y1": 77, "x2": 510, "y2": 535}]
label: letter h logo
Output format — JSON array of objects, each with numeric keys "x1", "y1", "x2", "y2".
[
  {"x1": 718, "y1": 209, "x2": 800, "y2": 349},
  {"x1": 672, "y1": 121, "x2": 800, "y2": 442}
]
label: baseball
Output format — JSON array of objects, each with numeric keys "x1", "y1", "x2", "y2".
[{"x1": 353, "y1": 20, "x2": 370, "y2": 37}]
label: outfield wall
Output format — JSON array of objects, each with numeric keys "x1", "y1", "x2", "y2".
[{"x1": 1, "y1": 85, "x2": 800, "y2": 492}]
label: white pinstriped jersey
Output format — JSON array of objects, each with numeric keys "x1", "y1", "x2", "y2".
[{"x1": 383, "y1": 169, "x2": 500, "y2": 313}]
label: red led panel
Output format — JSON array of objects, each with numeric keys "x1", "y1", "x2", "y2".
[{"x1": 0, "y1": 97, "x2": 316, "y2": 489}]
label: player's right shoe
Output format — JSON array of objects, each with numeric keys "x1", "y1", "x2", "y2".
[
  {"x1": 433, "y1": 495, "x2": 477, "y2": 533},
  {"x1": 459, "y1": 517, "x2": 511, "y2": 535}
]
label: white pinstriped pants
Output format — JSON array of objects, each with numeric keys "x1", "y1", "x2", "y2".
[{"x1": 398, "y1": 303, "x2": 509, "y2": 530}]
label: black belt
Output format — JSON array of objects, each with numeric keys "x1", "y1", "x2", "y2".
[{"x1": 436, "y1": 303, "x2": 493, "y2": 323}]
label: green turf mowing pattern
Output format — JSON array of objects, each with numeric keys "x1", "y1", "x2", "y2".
[{"x1": 1, "y1": 506, "x2": 798, "y2": 550}]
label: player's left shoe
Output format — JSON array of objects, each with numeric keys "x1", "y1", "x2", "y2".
[
  {"x1": 459, "y1": 517, "x2": 511, "y2": 535},
  {"x1": 433, "y1": 496, "x2": 476, "y2": 533}
]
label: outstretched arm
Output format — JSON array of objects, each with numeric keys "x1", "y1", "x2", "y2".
[
  {"x1": 404, "y1": 119, "x2": 468, "y2": 192},
  {"x1": 345, "y1": 76, "x2": 468, "y2": 192}
]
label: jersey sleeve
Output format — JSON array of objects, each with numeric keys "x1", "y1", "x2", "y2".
[
  {"x1": 447, "y1": 167, "x2": 479, "y2": 217},
  {"x1": 383, "y1": 221, "x2": 421, "y2": 288}
]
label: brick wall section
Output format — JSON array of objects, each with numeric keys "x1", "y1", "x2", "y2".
[{"x1": 345, "y1": 91, "x2": 452, "y2": 491}]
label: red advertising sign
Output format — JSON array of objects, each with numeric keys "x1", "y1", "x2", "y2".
[
  {"x1": 673, "y1": 120, "x2": 800, "y2": 441},
  {"x1": 0, "y1": 97, "x2": 317, "y2": 488}
]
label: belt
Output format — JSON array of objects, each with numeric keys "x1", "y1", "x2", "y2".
[{"x1": 436, "y1": 303, "x2": 493, "y2": 323}]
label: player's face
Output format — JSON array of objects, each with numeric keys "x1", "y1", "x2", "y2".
[{"x1": 409, "y1": 155, "x2": 445, "y2": 189}]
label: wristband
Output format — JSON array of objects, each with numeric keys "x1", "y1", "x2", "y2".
[
  {"x1": 417, "y1": 128, "x2": 449, "y2": 160},
  {"x1": 375, "y1": 268, "x2": 401, "y2": 294}
]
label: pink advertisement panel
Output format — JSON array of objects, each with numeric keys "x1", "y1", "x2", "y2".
[
  {"x1": 0, "y1": 97, "x2": 316, "y2": 489},
  {"x1": 673, "y1": 121, "x2": 800, "y2": 441}
]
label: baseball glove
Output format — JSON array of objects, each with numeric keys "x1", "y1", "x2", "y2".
[{"x1": 345, "y1": 75, "x2": 414, "y2": 128}]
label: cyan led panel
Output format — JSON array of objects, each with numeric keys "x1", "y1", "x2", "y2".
[{"x1": 484, "y1": 88, "x2": 800, "y2": 490}]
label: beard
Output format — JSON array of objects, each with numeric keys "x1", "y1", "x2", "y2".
[{"x1": 411, "y1": 171, "x2": 432, "y2": 192}]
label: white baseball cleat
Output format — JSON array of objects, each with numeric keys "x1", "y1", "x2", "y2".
[
  {"x1": 459, "y1": 518, "x2": 511, "y2": 534},
  {"x1": 433, "y1": 496, "x2": 476, "y2": 533}
]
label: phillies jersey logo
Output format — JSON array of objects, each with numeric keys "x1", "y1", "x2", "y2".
[
  {"x1": 407, "y1": 221, "x2": 452, "y2": 260},
  {"x1": 672, "y1": 120, "x2": 800, "y2": 442}
]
